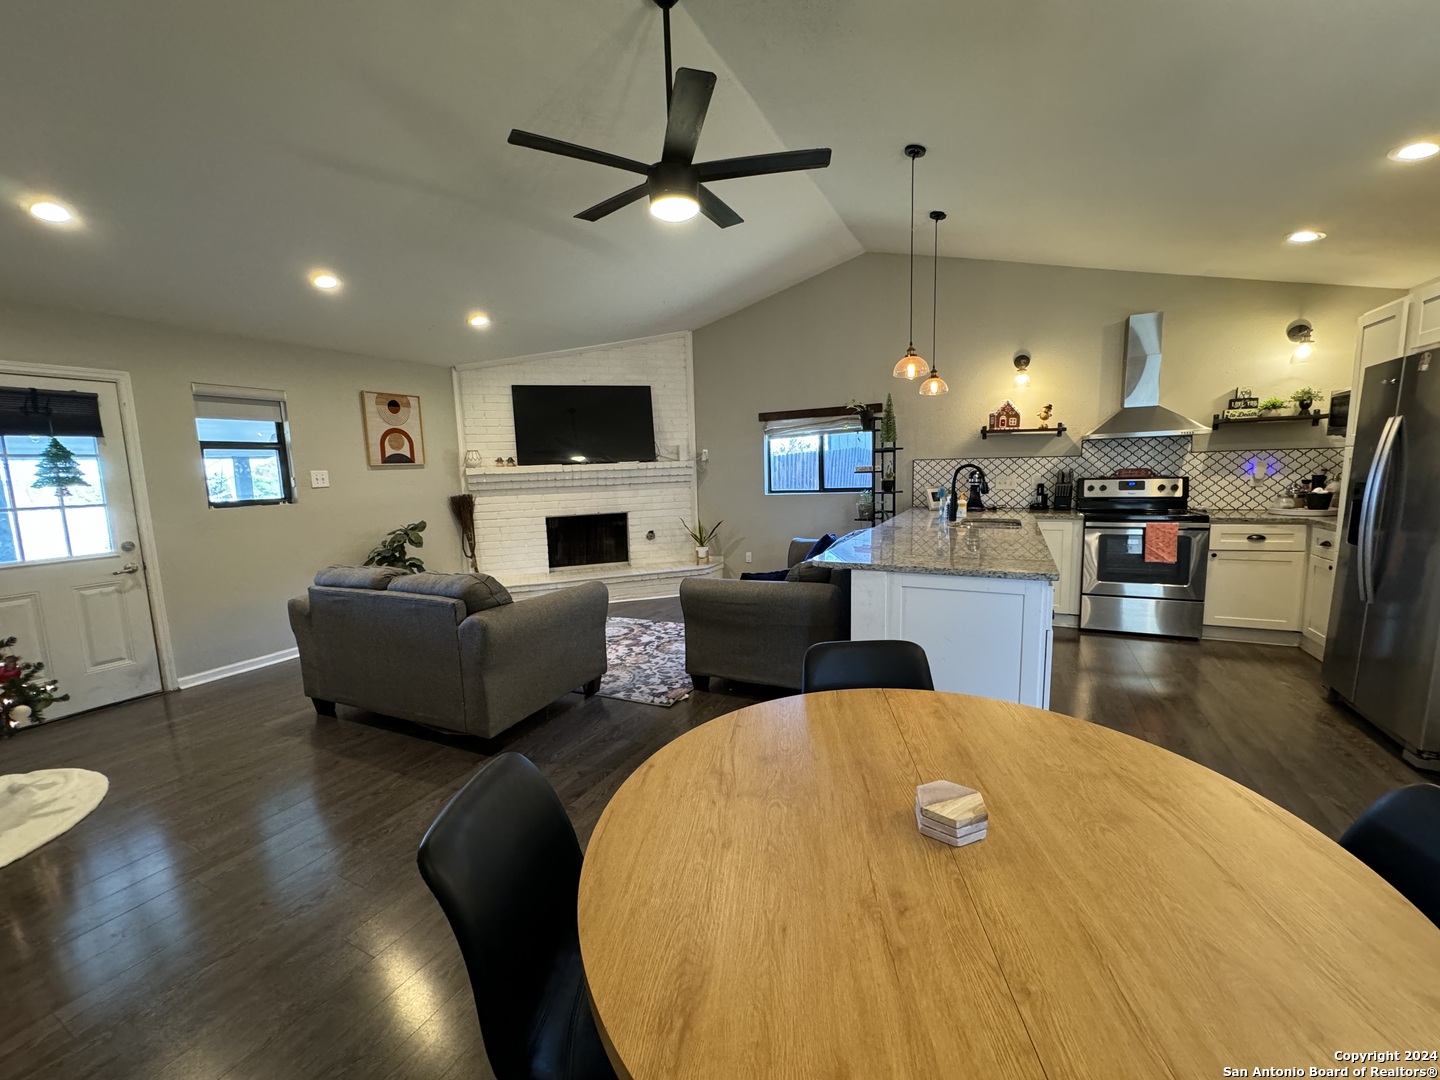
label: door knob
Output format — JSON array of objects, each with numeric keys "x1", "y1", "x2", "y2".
[{"x1": 112, "y1": 563, "x2": 141, "y2": 576}]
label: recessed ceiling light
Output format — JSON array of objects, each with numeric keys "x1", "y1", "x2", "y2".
[
  {"x1": 27, "y1": 199, "x2": 76, "y2": 225},
  {"x1": 467, "y1": 312, "x2": 491, "y2": 328},
  {"x1": 310, "y1": 271, "x2": 342, "y2": 291},
  {"x1": 1388, "y1": 140, "x2": 1440, "y2": 162},
  {"x1": 1285, "y1": 230, "x2": 1326, "y2": 244}
]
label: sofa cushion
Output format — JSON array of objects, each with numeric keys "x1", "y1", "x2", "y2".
[
  {"x1": 388, "y1": 571, "x2": 513, "y2": 614},
  {"x1": 805, "y1": 534, "x2": 839, "y2": 560},
  {"x1": 314, "y1": 565, "x2": 407, "y2": 590},
  {"x1": 785, "y1": 563, "x2": 833, "y2": 584}
]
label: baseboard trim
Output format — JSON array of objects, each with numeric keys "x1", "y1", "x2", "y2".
[
  {"x1": 177, "y1": 647, "x2": 299, "y2": 690},
  {"x1": 1200, "y1": 626, "x2": 1302, "y2": 647}
]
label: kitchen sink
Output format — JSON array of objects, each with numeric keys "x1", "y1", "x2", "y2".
[{"x1": 963, "y1": 518, "x2": 1023, "y2": 529}]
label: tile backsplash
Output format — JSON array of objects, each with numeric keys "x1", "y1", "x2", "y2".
[{"x1": 912, "y1": 436, "x2": 1344, "y2": 512}]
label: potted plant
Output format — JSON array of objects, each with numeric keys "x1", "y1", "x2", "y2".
[
  {"x1": 1290, "y1": 386, "x2": 1324, "y2": 413},
  {"x1": 844, "y1": 399, "x2": 875, "y2": 432},
  {"x1": 857, "y1": 491, "x2": 874, "y2": 519},
  {"x1": 681, "y1": 518, "x2": 723, "y2": 564},
  {"x1": 1258, "y1": 396, "x2": 1288, "y2": 414},
  {"x1": 881, "y1": 462, "x2": 896, "y2": 492},
  {"x1": 879, "y1": 393, "x2": 898, "y2": 446},
  {"x1": 364, "y1": 521, "x2": 427, "y2": 573}
]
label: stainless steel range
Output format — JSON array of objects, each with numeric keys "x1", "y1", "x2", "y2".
[{"x1": 1078, "y1": 476, "x2": 1211, "y2": 638}]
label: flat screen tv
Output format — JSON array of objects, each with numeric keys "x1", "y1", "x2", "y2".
[{"x1": 511, "y1": 385, "x2": 657, "y2": 466}]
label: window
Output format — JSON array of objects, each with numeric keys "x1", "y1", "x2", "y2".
[
  {"x1": 764, "y1": 418, "x2": 872, "y2": 494},
  {"x1": 0, "y1": 435, "x2": 112, "y2": 564},
  {"x1": 193, "y1": 388, "x2": 294, "y2": 507}
]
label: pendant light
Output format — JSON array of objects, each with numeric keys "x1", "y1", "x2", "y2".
[
  {"x1": 919, "y1": 210, "x2": 949, "y2": 396},
  {"x1": 892, "y1": 144, "x2": 927, "y2": 380}
]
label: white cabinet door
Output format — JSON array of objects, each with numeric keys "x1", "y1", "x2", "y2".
[
  {"x1": 1407, "y1": 277, "x2": 1440, "y2": 351},
  {"x1": 1302, "y1": 552, "x2": 1336, "y2": 654},
  {"x1": 1037, "y1": 519, "x2": 1080, "y2": 616},
  {"x1": 1358, "y1": 298, "x2": 1409, "y2": 372},
  {"x1": 1202, "y1": 550, "x2": 1306, "y2": 631}
]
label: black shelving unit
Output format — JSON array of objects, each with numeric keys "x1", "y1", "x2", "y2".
[
  {"x1": 856, "y1": 445, "x2": 902, "y2": 525},
  {"x1": 1211, "y1": 411, "x2": 1329, "y2": 430},
  {"x1": 979, "y1": 423, "x2": 1067, "y2": 440}
]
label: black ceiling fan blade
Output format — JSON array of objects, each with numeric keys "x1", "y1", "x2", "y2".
[
  {"x1": 575, "y1": 183, "x2": 649, "y2": 222},
  {"x1": 697, "y1": 185, "x2": 743, "y2": 229},
  {"x1": 507, "y1": 129, "x2": 650, "y2": 175},
  {"x1": 661, "y1": 68, "x2": 716, "y2": 165},
  {"x1": 695, "y1": 147, "x2": 832, "y2": 183}
]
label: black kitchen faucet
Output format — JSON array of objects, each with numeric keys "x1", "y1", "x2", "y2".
[{"x1": 948, "y1": 463, "x2": 990, "y2": 519}]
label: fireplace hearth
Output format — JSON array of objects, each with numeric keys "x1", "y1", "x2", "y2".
[{"x1": 546, "y1": 513, "x2": 629, "y2": 569}]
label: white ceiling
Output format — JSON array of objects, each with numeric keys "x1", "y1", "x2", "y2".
[{"x1": 0, "y1": 0, "x2": 1436, "y2": 367}]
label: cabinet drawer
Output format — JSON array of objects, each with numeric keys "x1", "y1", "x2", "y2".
[
  {"x1": 1310, "y1": 527, "x2": 1338, "y2": 557},
  {"x1": 1210, "y1": 523, "x2": 1307, "y2": 552}
]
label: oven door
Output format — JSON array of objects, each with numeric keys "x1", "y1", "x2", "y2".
[{"x1": 1082, "y1": 525, "x2": 1210, "y2": 601}]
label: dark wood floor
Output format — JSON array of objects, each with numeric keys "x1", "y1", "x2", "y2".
[{"x1": 0, "y1": 599, "x2": 1426, "y2": 1080}]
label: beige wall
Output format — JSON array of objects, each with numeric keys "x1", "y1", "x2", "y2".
[
  {"x1": 694, "y1": 253, "x2": 1400, "y2": 573},
  {"x1": 0, "y1": 299, "x2": 462, "y2": 679}
]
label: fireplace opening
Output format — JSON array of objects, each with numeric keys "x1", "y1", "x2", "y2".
[{"x1": 546, "y1": 513, "x2": 629, "y2": 569}]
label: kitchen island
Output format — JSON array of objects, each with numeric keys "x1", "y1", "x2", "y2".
[{"x1": 812, "y1": 508, "x2": 1059, "y2": 707}]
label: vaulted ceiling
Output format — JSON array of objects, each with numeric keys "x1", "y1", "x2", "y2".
[{"x1": 1, "y1": 0, "x2": 1436, "y2": 367}]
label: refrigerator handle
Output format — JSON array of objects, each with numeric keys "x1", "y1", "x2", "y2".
[{"x1": 1359, "y1": 415, "x2": 1400, "y2": 603}]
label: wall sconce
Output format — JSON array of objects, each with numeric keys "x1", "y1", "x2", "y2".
[
  {"x1": 1287, "y1": 320, "x2": 1314, "y2": 364},
  {"x1": 1013, "y1": 351, "x2": 1032, "y2": 387},
  {"x1": 463, "y1": 449, "x2": 483, "y2": 469}
]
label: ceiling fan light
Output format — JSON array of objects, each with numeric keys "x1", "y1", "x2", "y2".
[
  {"x1": 892, "y1": 346, "x2": 925, "y2": 380},
  {"x1": 650, "y1": 194, "x2": 700, "y2": 222},
  {"x1": 919, "y1": 369, "x2": 949, "y2": 396}
]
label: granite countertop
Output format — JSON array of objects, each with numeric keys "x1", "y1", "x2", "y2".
[
  {"x1": 1200, "y1": 509, "x2": 1340, "y2": 527},
  {"x1": 812, "y1": 508, "x2": 1059, "y2": 581}
]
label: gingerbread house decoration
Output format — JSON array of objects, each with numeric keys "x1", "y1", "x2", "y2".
[{"x1": 988, "y1": 400, "x2": 1022, "y2": 430}]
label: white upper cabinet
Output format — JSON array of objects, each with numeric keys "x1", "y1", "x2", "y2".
[
  {"x1": 1408, "y1": 276, "x2": 1440, "y2": 352},
  {"x1": 1357, "y1": 298, "x2": 1409, "y2": 372}
]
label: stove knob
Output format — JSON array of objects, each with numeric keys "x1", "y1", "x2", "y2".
[
  {"x1": 1171, "y1": 483, "x2": 1180, "y2": 492},
  {"x1": 1099, "y1": 484, "x2": 1108, "y2": 491},
  {"x1": 1154, "y1": 481, "x2": 1165, "y2": 491},
  {"x1": 1085, "y1": 483, "x2": 1095, "y2": 492}
]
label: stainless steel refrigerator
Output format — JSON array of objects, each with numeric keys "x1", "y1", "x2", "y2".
[{"x1": 1323, "y1": 347, "x2": 1440, "y2": 770}]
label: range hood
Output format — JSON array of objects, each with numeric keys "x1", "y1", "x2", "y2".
[{"x1": 1085, "y1": 312, "x2": 1209, "y2": 439}]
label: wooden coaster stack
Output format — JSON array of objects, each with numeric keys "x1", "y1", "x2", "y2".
[{"x1": 914, "y1": 781, "x2": 988, "y2": 848}]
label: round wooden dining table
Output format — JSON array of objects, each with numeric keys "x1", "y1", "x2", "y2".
[{"x1": 578, "y1": 690, "x2": 1440, "y2": 1079}]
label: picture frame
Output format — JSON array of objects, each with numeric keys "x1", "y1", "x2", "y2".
[{"x1": 361, "y1": 391, "x2": 426, "y2": 466}]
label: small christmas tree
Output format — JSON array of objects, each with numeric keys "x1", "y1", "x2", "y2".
[
  {"x1": 0, "y1": 636, "x2": 69, "y2": 732},
  {"x1": 31, "y1": 437, "x2": 90, "y2": 498}
]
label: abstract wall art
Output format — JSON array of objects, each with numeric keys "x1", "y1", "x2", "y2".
[{"x1": 362, "y1": 391, "x2": 426, "y2": 466}]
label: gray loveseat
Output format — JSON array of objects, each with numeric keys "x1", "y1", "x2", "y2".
[
  {"x1": 679, "y1": 538, "x2": 850, "y2": 691},
  {"x1": 288, "y1": 566, "x2": 608, "y2": 738}
]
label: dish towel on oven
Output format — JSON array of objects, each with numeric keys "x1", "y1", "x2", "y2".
[{"x1": 1144, "y1": 521, "x2": 1179, "y2": 563}]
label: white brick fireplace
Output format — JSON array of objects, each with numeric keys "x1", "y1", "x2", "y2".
[{"x1": 454, "y1": 332, "x2": 718, "y2": 599}]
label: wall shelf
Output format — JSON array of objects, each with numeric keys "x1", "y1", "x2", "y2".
[
  {"x1": 980, "y1": 424, "x2": 1067, "y2": 440},
  {"x1": 1211, "y1": 412, "x2": 1329, "y2": 430}
]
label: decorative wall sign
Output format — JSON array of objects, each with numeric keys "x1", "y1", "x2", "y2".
[{"x1": 362, "y1": 392, "x2": 425, "y2": 466}]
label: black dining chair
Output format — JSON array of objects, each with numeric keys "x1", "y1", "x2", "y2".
[
  {"x1": 417, "y1": 753, "x2": 618, "y2": 1080},
  {"x1": 1339, "y1": 783, "x2": 1440, "y2": 928},
  {"x1": 802, "y1": 639, "x2": 935, "y2": 693}
]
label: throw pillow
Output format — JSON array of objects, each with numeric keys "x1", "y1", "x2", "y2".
[
  {"x1": 805, "y1": 533, "x2": 839, "y2": 560},
  {"x1": 388, "y1": 572, "x2": 513, "y2": 614},
  {"x1": 739, "y1": 569, "x2": 790, "y2": 581},
  {"x1": 785, "y1": 564, "x2": 833, "y2": 584},
  {"x1": 314, "y1": 565, "x2": 406, "y2": 590}
]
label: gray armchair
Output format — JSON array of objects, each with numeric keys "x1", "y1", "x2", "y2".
[
  {"x1": 288, "y1": 567, "x2": 608, "y2": 738},
  {"x1": 680, "y1": 538, "x2": 850, "y2": 691}
]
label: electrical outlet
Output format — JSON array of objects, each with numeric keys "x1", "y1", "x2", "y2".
[
  {"x1": 993, "y1": 473, "x2": 1019, "y2": 490},
  {"x1": 310, "y1": 470, "x2": 330, "y2": 488},
  {"x1": 745, "y1": 551, "x2": 752, "y2": 563}
]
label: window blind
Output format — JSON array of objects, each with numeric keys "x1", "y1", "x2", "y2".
[
  {"x1": 763, "y1": 415, "x2": 863, "y2": 437},
  {"x1": 0, "y1": 386, "x2": 104, "y2": 437},
  {"x1": 192, "y1": 388, "x2": 286, "y2": 423}
]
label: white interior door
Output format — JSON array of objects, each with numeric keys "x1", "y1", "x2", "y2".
[{"x1": 0, "y1": 375, "x2": 162, "y2": 719}]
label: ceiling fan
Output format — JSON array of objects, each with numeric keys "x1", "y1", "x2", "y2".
[{"x1": 507, "y1": 0, "x2": 831, "y2": 228}]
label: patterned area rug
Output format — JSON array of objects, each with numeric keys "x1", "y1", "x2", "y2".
[{"x1": 600, "y1": 618, "x2": 692, "y2": 707}]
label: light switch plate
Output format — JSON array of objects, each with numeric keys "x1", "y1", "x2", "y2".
[{"x1": 310, "y1": 470, "x2": 330, "y2": 488}]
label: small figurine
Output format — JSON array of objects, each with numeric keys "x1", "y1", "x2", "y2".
[
  {"x1": 1037, "y1": 403, "x2": 1053, "y2": 429},
  {"x1": 505, "y1": 456, "x2": 516, "y2": 467},
  {"x1": 494, "y1": 457, "x2": 505, "y2": 467}
]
